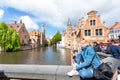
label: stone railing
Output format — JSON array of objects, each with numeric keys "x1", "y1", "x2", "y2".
[
  {"x1": 0, "y1": 65, "x2": 80, "y2": 80},
  {"x1": 0, "y1": 54, "x2": 119, "y2": 80}
]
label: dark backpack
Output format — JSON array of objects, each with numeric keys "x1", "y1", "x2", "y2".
[
  {"x1": 93, "y1": 62, "x2": 113, "y2": 80},
  {"x1": 106, "y1": 46, "x2": 111, "y2": 54}
]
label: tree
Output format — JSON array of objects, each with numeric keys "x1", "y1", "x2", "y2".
[
  {"x1": 52, "y1": 32, "x2": 61, "y2": 44},
  {"x1": 0, "y1": 22, "x2": 21, "y2": 52},
  {"x1": 0, "y1": 22, "x2": 8, "y2": 51},
  {"x1": 5, "y1": 28, "x2": 21, "y2": 51}
]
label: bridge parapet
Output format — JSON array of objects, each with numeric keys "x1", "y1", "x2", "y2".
[
  {"x1": 0, "y1": 56, "x2": 119, "y2": 80},
  {"x1": 0, "y1": 65, "x2": 80, "y2": 80}
]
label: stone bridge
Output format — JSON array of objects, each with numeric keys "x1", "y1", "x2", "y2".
[{"x1": 0, "y1": 53, "x2": 119, "y2": 80}]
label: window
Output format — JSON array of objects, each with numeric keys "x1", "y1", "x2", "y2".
[
  {"x1": 93, "y1": 20, "x2": 96, "y2": 25},
  {"x1": 110, "y1": 30, "x2": 113, "y2": 33},
  {"x1": 99, "y1": 29, "x2": 102, "y2": 35},
  {"x1": 112, "y1": 30, "x2": 114, "y2": 33},
  {"x1": 85, "y1": 30, "x2": 87, "y2": 36},
  {"x1": 95, "y1": 29, "x2": 102, "y2": 36},
  {"x1": 90, "y1": 20, "x2": 92, "y2": 26},
  {"x1": 84, "y1": 30, "x2": 91, "y2": 36},
  {"x1": 88, "y1": 30, "x2": 91, "y2": 36},
  {"x1": 96, "y1": 29, "x2": 98, "y2": 35},
  {"x1": 111, "y1": 35, "x2": 114, "y2": 39},
  {"x1": 17, "y1": 26, "x2": 19, "y2": 28},
  {"x1": 116, "y1": 35, "x2": 118, "y2": 38},
  {"x1": 90, "y1": 20, "x2": 96, "y2": 26},
  {"x1": 119, "y1": 29, "x2": 120, "y2": 33},
  {"x1": 118, "y1": 30, "x2": 120, "y2": 33},
  {"x1": 25, "y1": 35, "x2": 27, "y2": 38}
]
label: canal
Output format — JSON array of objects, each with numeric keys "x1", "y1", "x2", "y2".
[{"x1": 0, "y1": 46, "x2": 71, "y2": 65}]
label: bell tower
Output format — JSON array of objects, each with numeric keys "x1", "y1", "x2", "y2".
[
  {"x1": 67, "y1": 18, "x2": 72, "y2": 31},
  {"x1": 42, "y1": 23, "x2": 45, "y2": 37},
  {"x1": 40, "y1": 23, "x2": 45, "y2": 46}
]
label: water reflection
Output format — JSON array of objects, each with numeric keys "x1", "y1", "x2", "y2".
[{"x1": 0, "y1": 46, "x2": 71, "y2": 65}]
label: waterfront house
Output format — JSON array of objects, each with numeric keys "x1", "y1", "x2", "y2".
[
  {"x1": 109, "y1": 22, "x2": 120, "y2": 42},
  {"x1": 7, "y1": 20, "x2": 30, "y2": 46},
  {"x1": 29, "y1": 24, "x2": 46, "y2": 48},
  {"x1": 64, "y1": 10, "x2": 110, "y2": 49}
]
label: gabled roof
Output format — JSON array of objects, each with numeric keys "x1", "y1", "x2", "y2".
[
  {"x1": 29, "y1": 30, "x2": 41, "y2": 36},
  {"x1": 87, "y1": 10, "x2": 98, "y2": 15},
  {"x1": 111, "y1": 22, "x2": 120, "y2": 29},
  {"x1": 7, "y1": 23, "x2": 24, "y2": 32}
]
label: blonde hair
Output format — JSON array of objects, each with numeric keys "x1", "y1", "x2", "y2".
[{"x1": 80, "y1": 39, "x2": 93, "y2": 46}]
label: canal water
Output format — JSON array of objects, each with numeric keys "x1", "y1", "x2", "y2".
[{"x1": 0, "y1": 46, "x2": 71, "y2": 65}]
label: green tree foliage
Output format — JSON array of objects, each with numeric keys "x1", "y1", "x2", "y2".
[
  {"x1": 0, "y1": 22, "x2": 8, "y2": 50},
  {"x1": 0, "y1": 22, "x2": 21, "y2": 52},
  {"x1": 52, "y1": 32, "x2": 61, "y2": 44},
  {"x1": 5, "y1": 28, "x2": 21, "y2": 51}
]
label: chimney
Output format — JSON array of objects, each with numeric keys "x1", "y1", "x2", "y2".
[
  {"x1": 20, "y1": 19, "x2": 22, "y2": 23},
  {"x1": 103, "y1": 21, "x2": 106, "y2": 26},
  {"x1": 14, "y1": 21, "x2": 17, "y2": 24},
  {"x1": 98, "y1": 15, "x2": 101, "y2": 17}
]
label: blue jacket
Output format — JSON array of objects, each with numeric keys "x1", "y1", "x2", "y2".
[
  {"x1": 76, "y1": 46, "x2": 101, "y2": 70},
  {"x1": 109, "y1": 45, "x2": 120, "y2": 59}
]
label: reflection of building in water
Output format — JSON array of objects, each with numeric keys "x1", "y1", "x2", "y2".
[
  {"x1": 57, "y1": 47, "x2": 65, "y2": 61},
  {"x1": 57, "y1": 47, "x2": 71, "y2": 65},
  {"x1": 65, "y1": 48, "x2": 71, "y2": 65},
  {"x1": 64, "y1": 10, "x2": 110, "y2": 49},
  {"x1": 0, "y1": 46, "x2": 1, "y2": 53},
  {"x1": 57, "y1": 36, "x2": 65, "y2": 48}
]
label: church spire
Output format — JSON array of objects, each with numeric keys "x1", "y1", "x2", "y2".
[
  {"x1": 42, "y1": 23, "x2": 45, "y2": 34},
  {"x1": 67, "y1": 18, "x2": 72, "y2": 26}
]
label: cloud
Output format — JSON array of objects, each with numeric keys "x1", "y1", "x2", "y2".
[
  {"x1": 1, "y1": 0, "x2": 120, "y2": 27},
  {"x1": 19, "y1": 16, "x2": 39, "y2": 31},
  {"x1": 0, "y1": 9, "x2": 4, "y2": 19}
]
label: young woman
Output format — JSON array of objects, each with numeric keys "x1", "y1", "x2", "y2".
[{"x1": 67, "y1": 40, "x2": 101, "y2": 79}]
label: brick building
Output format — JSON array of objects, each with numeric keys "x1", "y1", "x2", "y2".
[
  {"x1": 109, "y1": 22, "x2": 120, "y2": 42},
  {"x1": 64, "y1": 10, "x2": 110, "y2": 49},
  {"x1": 7, "y1": 20, "x2": 30, "y2": 46},
  {"x1": 29, "y1": 24, "x2": 45, "y2": 48}
]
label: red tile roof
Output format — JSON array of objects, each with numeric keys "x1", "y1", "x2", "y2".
[
  {"x1": 29, "y1": 30, "x2": 41, "y2": 36},
  {"x1": 7, "y1": 23, "x2": 23, "y2": 32},
  {"x1": 111, "y1": 22, "x2": 120, "y2": 29}
]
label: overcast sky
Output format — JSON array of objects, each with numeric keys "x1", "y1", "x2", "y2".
[{"x1": 0, "y1": 0, "x2": 120, "y2": 37}]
